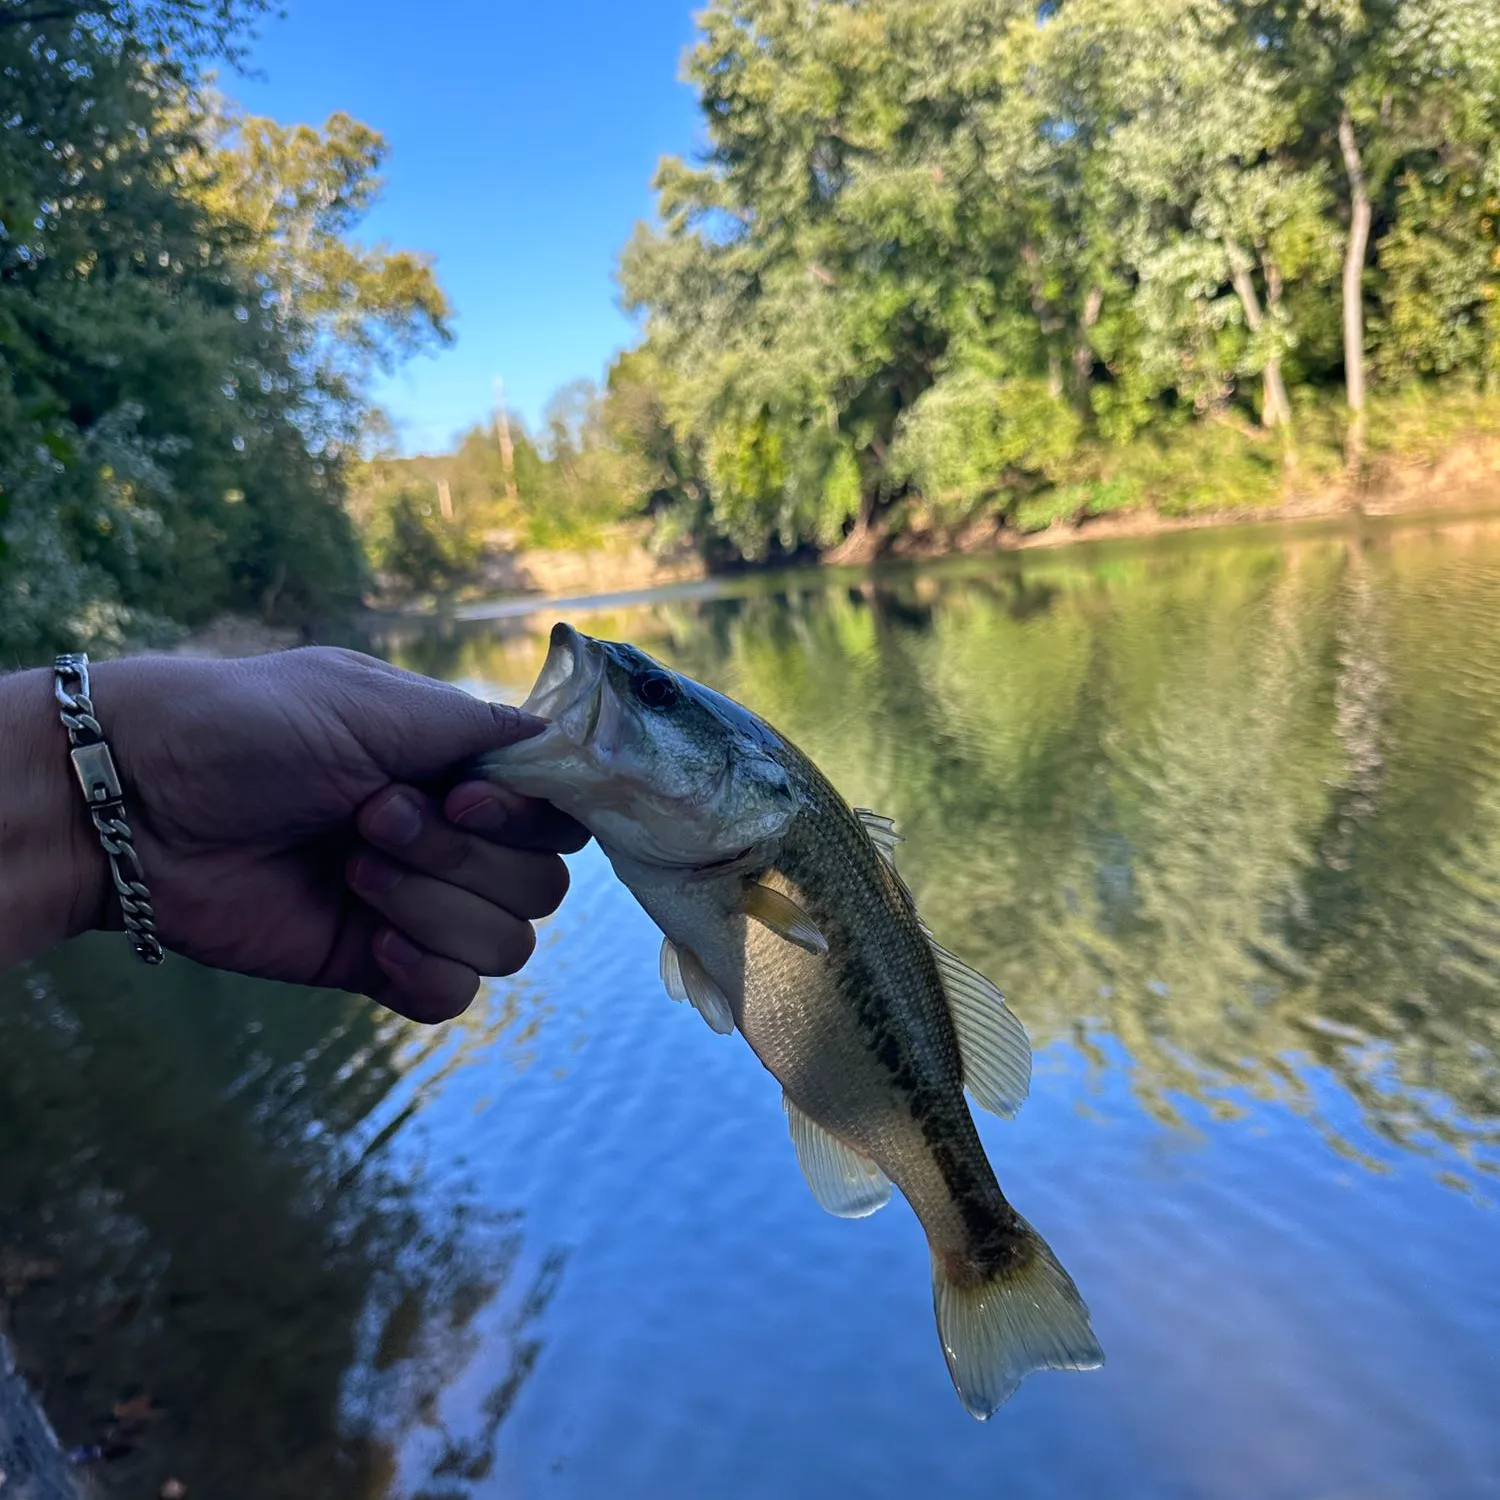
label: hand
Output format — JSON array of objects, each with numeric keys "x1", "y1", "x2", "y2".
[{"x1": 56, "y1": 648, "x2": 587, "y2": 1021}]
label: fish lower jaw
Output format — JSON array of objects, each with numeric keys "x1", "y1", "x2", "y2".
[{"x1": 524, "y1": 666, "x2": 602, "y2": 729}]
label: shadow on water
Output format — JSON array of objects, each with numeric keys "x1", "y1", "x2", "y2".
[{"x1": 0, "y1": 942, "x2": 564, "y2": 1498}]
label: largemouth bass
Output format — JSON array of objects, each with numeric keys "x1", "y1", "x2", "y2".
[{"x1": 482, "y1": 622, "x2": 1103, "y2": 1417}]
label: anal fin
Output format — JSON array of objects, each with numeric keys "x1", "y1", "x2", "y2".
[{"x1": 784, "y1": 1096, "x2": 891, "y2": 1218}]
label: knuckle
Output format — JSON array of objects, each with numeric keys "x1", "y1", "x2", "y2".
[
  {"x1": 489, "y1": 701, "x2": 525, "y2": 739},
  {"x1": 422, "y1": 825, "x2": 475, "y2": 876},
  {"x1": 299, "y1": 645, "x2": 370, "y2": 676}
]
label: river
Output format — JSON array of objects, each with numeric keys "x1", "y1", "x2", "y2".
[{"x1": 2, "y1": 511, "x2": 1498, "y2": 1498}]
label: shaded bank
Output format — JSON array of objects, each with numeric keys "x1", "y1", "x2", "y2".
[{"x1": 0, "y1": 944, "x2": 566, "y2": 1498}]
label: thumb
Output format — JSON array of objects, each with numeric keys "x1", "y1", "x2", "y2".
[{"x1": 313, "y1": 651, "x2": 548, "y2": 783}]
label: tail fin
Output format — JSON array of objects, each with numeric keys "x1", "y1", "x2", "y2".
[{"x1": 931, "y1": 1216, "x2": 1103, "y2": 1420}]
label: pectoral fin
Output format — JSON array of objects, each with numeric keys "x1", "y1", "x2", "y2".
[
  {"x1": 659, "y1": 937, "x2": 734, "y2": 1035},
  {"x1": 743, "y1": 883, "x2": 828, "y2": 955},
  {"x1": 784, "y1": 1096, "x2": 891, "y2": 1218}
]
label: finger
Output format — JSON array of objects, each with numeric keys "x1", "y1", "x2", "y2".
[
  {"x1": 349, "y1": 853, "x2": 538, "y2": 977},
  {"x1": 445, "y1": 781, "x2": 592, "y2": 854},
  {"x1": 293, "y1": 647, "x2": 549, "y2": 781},
  {"x1": 370, "y1": 927, "x2": 482, "y2": 1025},
  {"x1": 358, "y1": 788, "x2": 572, "y2": 917}
]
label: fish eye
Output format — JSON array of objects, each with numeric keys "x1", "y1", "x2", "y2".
[{"x1": 635, "y1": 671, "x2": 679, "y2": 709}]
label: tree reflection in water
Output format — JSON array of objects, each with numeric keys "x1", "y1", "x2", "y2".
[
  {"x1": 385, "y1": 516, "x2": 1500, "y2": 1185},
  {"x1": 0, "y1": 941, "x2": 564, "y2": 1498},
  {"x1": 5, "y1": 513, "x2": 1499, "y2": 1498}
]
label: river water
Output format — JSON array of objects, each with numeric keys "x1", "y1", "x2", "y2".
[{"x1": 2, "y1": 512, "x2": 1498, "y2": 1498}]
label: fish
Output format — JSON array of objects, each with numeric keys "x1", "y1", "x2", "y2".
[{"x1": 481, "y1": 621, "x2": 1103, "y2": 1417}]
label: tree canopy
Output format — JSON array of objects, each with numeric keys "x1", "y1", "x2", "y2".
[
  {"x1": 0, "y1": 0, "x2": 449, "y2": 655},
  {"x1": 612, "y1": 0, "x2": 1500, "y2": 561},
  {"x1": 8, "y1": 0, "x2": 1500, "y2": 649}
]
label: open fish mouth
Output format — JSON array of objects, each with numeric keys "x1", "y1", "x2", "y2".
[{"x1": 523, "y1": 622, "x2": 605, "y2": 738}]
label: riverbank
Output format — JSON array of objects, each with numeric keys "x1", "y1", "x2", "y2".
[{"x1": 166, "y1": 438, "x2": 1500, "y2": 659}]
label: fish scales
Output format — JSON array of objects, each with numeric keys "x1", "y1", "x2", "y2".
[{"x1": 736, "y1": 742, "x2": 1019, "y2": 1272}]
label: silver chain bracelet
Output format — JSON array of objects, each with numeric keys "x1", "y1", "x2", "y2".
[{"x1": 53, "y1": 653, "x2": 166, "y2": 965}]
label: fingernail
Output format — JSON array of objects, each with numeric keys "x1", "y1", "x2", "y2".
[
  {"x1": 450, "y1": 787, "x2": 508, "y2": 835},
  {"x1": 352, "y1": 853, "x2": 403, "y2": 896},
  {"x1": 368, "y1": 791, "x2": 423, "y2": 848},
  {"x1": 496, "y1": 704, "x2": 550, "y2": 741},
  {"x1": 379, "y1": 930, "x2": 424, "y2": 968}
]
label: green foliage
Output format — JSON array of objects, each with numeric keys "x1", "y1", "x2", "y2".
[
  {"x1": 1012, "y1": 477, "x2": 1143, "y2": 535},
  {"x1": 348, "y1": 378, "x2": 656, "y2": 596},
  {"x1": 613, "y1": 0, "x2": 1500, "y2": 560},
  {"x1": 0, "y1": 0, "x2": 449, "y2": 658},
  {"x1": 890, "y1": 373, "x2": 1083, "y2": 524},
  {"x1": 361, "y1": 486, "x2": 477, "y2": 596}
]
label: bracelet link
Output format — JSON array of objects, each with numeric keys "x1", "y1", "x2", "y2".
[
  {"x1": 70, "y1": 741, "x2": 124, "y2": 810},
  {"x1": 54, "y1": 652, "x2": 165, "y2": 967}
]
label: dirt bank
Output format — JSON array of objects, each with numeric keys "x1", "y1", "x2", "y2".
[{"x1": 884, "y1": 435, "x2": 1500, "y2": 559}]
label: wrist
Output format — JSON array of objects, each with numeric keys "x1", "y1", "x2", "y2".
[{"x1": 0, "y1": 667, "x2": 111, "y2": 966}]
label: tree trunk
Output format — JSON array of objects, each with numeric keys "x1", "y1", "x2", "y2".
[
  {"x1": 1021, "y1": 242, "x2": 1065, "y2": 398},
  {"x1": 827, "y1": 483, "x2": 882, "y2": 564},
  {"x1": 1046, "y1": 351, "x2": 1063, "y2": 400},
  {"x1": 1338, "y1": 106, "x2": 1372, "y2": 479},
  {"x1": 492, "y1": 378, "x2": 519, "y2": 505},
  {"x1": 1073, "y1": 285, "x2": 1103, "y2": 406},
  {"x1": 1264, "y1": 257, "x2": 1297, "y2": 472},
  {"x1": 1226, "y1": 240, "x2": 1293, "y2": 430}
]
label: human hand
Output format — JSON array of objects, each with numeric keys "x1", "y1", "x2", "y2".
[{"x1": 54, "y1": 648, "x2": 587, "y2": 1021}]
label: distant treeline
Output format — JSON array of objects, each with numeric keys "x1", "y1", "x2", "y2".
[
  {"x1": 363, "y1": 0, "x2": 1500, "y2": 590},
  {"x1": 9, "y1": 0, "x2": 1500, "y2": 650}
]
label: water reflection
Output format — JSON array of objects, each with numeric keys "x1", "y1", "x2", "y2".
[
  {"x1": 3, "y1": 512, "x2": 1499, "y2": 1498},
  {"x1": 0, "y1": 942, "x2": 563, "y2": 1497},
  {"x1": 382, "y1": 516, "x2": 1500, "y2": 1186}
]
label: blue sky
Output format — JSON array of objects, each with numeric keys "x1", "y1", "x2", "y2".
[{"x1": 234, "y1": 0, "x2": 704, "y2": 453}]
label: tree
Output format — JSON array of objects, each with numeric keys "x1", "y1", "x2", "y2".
[
  {"x1": 1236, "y1": 0, "x2": 1500, "y2": 473},
  {"x1": 0, "y1": 0, "x2": 454, "y2": 655},
  {"x1": 618, "y1": 0, "x2": 1500, "y2": 562}
]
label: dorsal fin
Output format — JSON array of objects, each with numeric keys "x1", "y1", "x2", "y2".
[
  {"x1": 855, "y1": 807, "x2": 902, "y2": 867},
  {"x1": 855, "y1": 807, "x2": 1032, "y2": 1118}
]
